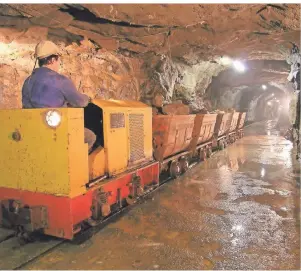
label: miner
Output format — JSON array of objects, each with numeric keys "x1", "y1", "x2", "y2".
[{"x1": 22, "y1": 40, "x2": 96, "y2": 152}]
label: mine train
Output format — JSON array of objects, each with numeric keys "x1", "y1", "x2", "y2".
[{"x1": 0, "y1": 100, "x2": 246, "y2": 240}]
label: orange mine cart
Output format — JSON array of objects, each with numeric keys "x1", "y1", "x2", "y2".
[
  {"x1": 228, "y1": 112, "x2": 241, "y2": 143},
  {"x1": 152, "y1": 114, "x2": 196, "y2": 177},
  {"x1": 189, "y1": 113, "x2": 217, "y2": 160},
  {"x1": 229, "y1": 112, "x2": 240, "y2": 133},
  {"x1": 236, "y1": 112, "x2": 247, "y2": 138},
  {"x1": 213, "y1": 113, "x2": 233, "y2": 150},
  {"x1": 214, "y1": 113, "x2": 233, "y2": 137},
  {"x1": 237, "y1": 112, "x2": 247, "y2": 129},
  {"x1": 191, "y1": 114, "x2": 218, "y2": 146}
]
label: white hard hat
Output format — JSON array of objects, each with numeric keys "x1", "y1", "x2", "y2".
[{"x1": 35, "y1": 40, "x2": 61, "y2": 59}]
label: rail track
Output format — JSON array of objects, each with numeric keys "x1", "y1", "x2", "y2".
[{"x1": 0, "y1": 228, "x2": 62, "y2": 269}]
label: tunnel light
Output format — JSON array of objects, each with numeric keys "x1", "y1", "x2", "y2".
[
  {"x1": 262, "y1": 85, "x2": 267, "y2": 90},
  {"x1": 45, "y1": 110, "x2": 61, "y2": 128},
  {"x1": 276, "y1": 100, "x2": 279, "y2": 103},
  {"x1": 220, "y1": 56, "x2": 232, "y2": 66},
  {"x1": 232, "y1": 60, "x2": 246, "y2": 73},
  {"x1": 267, "y1": 101, "x2": 272, "y2": 106},
  {"x1": 261, "y1": 168, "x2": 265, "y2": 177},
  {"x1": 271, "y1": 93, "x2": 274, "y2": 97}
]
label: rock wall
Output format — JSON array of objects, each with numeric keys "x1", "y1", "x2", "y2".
[
  {"x1": 140, "y1": 55, "x2": 225, "y2": 111},
  {"x1": 0, "y1": 38, "x2": 226, "y2": 111},
  {"x1": 0, "y1": 4, "x2": 299, "y2": 112},
  {"x1": 0, "y1": 39, "x2": 143, "y2": 109}
]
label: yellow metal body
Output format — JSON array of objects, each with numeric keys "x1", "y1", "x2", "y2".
[
  {"x1": 92, "y1": 99, "x2": 153, "y2": 177},
  {"x1": 88, "y1": 146, "x2": 106, "y2": 180},
  {"x1": 0, "y1": 108, "x2": 88, "y2": 197},
  {"x1": 0, "y1": 99, "x2": 153, "y2": 197}
]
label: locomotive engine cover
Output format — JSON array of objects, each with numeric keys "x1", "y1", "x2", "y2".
[{"x1": 89, "y1": 99, "x2": 154, "y2": 177}]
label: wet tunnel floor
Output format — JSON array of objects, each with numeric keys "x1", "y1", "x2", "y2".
[{"x1": 24, "y1": 121, "x2": 300, "y2": 270}]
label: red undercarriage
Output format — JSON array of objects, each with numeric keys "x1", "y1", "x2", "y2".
[{"x1": 0, "y1": 162, "x2": 159, "y2": 239}]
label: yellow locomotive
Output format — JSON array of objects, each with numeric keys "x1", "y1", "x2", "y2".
[
  {"x1": 0, "y1": 99, "x2": 159, "y2": 239},
  {"x1": 0, "y1": 99, "x2": 246, "y2": 240}
]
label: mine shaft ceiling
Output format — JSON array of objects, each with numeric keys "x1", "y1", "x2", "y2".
[
  {"x1": 0, "y1": 4, "x2": 299, "y2": 61},
  {"x1": 0, "y1": 3, "x2": 299, "y2": 116}
]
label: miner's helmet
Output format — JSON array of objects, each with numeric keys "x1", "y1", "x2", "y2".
[{"x1": 34, "y1": 40, "x2": 61, "y2": 59}]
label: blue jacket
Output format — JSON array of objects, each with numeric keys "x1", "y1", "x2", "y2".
[{"x1": 22, "y1": 67, "x2": 89, "y2": 108}]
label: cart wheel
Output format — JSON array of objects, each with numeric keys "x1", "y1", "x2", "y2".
[
  {"x1": 179, "y1": 157, "x2": 189, "y2": 173},
  {"x1": 218, "y1": 141, "x2": 224, "y2": 150},
  {"x1": 170, "y1": 161, "x2": 181, "y2": 178},
  {"x1": 207, "y1": 147, "x2": 212, "y2": 158},
  {"x1": 126, "y1": 196, "x2": 136, "y2": 205}
]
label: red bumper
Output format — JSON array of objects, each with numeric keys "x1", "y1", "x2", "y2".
[{"x1": 0, "y1": 162, "x2": 159, "y2": 239}]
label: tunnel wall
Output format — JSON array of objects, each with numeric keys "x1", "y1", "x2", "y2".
[{"x1": 0, "y1": 4, "x2": 299, "y2": 115}]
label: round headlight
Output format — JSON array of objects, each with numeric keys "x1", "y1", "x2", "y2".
[{"x1": 45, "y1": 110, "x2": 61, "y2": 128}]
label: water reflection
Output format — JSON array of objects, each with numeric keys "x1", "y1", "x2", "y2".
[
  {"x1": 225, "y1": 145, "x2": 247, "y2": 172},
  {"x1": 232, "y1": 224, "x2": 244, "y2": 232}
]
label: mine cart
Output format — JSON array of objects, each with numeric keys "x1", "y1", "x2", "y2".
[
  {"x1": 228, "y1": 112, "x2": 240, "y2": 143},
  {"x1": 212, "y1": 113, "x2": 233, "y2": 150},
  {"x1": 152, "y1": 114, "x2": 196, "y2": 177},
  {"x1": 236, "y1": 112, "x2": 246, "y2": 138},
  {"x1": 189, "y1": 113, "x2": 218, "y2": 161}
]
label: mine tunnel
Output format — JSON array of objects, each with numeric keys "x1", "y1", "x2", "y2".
[{"x1": 0, "y1": 3, "x2": 300, "y2": 270}]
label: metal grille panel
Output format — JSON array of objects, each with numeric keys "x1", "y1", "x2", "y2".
[
  {"x1": 110, "y1": 113, "x2": 125, "y2": 128},
  {"x1": 129, "y1": 114, "x2": 145, "y2": 162}
]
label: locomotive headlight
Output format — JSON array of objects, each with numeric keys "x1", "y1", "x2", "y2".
[{"x1": 45, "y1": 110, "x2": 61, "y2": 128}]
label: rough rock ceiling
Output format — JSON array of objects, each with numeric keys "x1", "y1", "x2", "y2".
[
  {"x1": 0, "y1": 4, "x2": 300, "y2": 118},
  {"x1": 0, "y1": 4, "x2": 299, "y2": 62}
]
